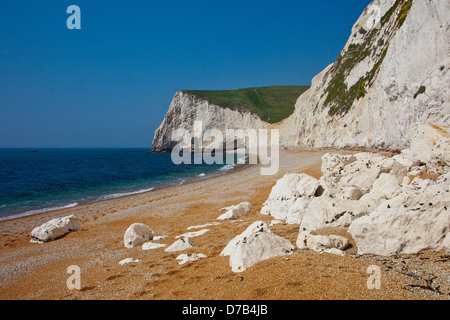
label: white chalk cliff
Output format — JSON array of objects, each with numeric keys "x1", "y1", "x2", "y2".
[
  {"x1": 279, "y1": 0, "x2": 449, "y2": 149},
  {"x1": 152, "y1": 91, "x2": 268, "y2": 152}
]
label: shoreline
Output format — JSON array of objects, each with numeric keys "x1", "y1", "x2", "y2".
[
  {"x1": 0, "y1": 157, "x2": 250, "y2": 223},
  {"x1": 0, "y1": 150, "x2": 447, "y2": 300}
]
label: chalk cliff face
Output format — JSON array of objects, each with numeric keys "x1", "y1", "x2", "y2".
[
  {"x1": 152, "y1": 91, "x2": 268, "y2": 152},
  {"x1": 280, "y1": 0, "x2": 450, "y2": 150},
  {"x1": 153, "y1": 1, "x2": 449, "y2": 152}
]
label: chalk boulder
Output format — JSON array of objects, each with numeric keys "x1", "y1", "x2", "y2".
[
  {"x1": 349, "y1": 174, "x2": 450, "y2": 256},
  {"x1": 124, "y1": 223, "x2": 155, "y2": 248},
  {"x1": 336, "y1": 153, "x2": 389, "y2": 194},
  {"x1": 296, "y1": 174, "x2": 320, "y2": 197},
  {"x1": 30, "y1": 215, "x2": 82, "y2": 243},
  {"x1": 221, "y1": 221, "x2": 295, "y2": 272},
  {"x1": 299, "y1": 197, "x2": 371, "y2": 231},
  {"x1": 217, "y1": 202, "x2": 253, "y2": 220},
  {"x1": 369, "y1": 173, "x2": 402, "y2": 200},
  {"x1": 261, "y1": 173, "x2": 320, "y2": 224},
  {"x1": 286, "y1": 197, "x2": 312, "y2": 225}
]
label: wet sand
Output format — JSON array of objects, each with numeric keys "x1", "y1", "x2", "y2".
[{"x1": 0, "y1": 150, "x2": 447, "y2": 300}]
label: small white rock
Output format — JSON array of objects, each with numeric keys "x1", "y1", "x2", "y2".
[
  {"x1": 141, "y1": 242, "x2": 167, "y2": 250},
  {"x1": 322, "y1": 248, "x2": 346, "y2": 256},
  {"x1": 217, "y1": 202, "x2": 253, "y2": 220},
  {"x1": 165, "y1": 237, "x2": 193, "y2": 252},
  {"x1": 119, "y1": 258, "x2": 141, "y2": 265},
  {"x1": 176, "y1": 253, "x2": 207, "y2": 265},
  {"x1": 153, "y1": 235, "x2": 167, "y2": 241},
  {"x1": 175, "y1": 229, "x2": 210, "y2": 239},
  {"x1": 187, "y1": 222, "x2": 220, "y2": 230}
]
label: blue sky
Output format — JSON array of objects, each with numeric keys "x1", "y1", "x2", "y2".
[{"x1": 0, "y1": 0, "x2": 371, "y2": 148}]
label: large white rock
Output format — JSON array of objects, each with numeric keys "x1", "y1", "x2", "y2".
[
  {"x1": 220, "y1": 221, "x2": 295, "y2": 272},
  {"x1": 30, "y1": 215, "x2": 82, "y2": 243},
  {"x1": 217, "y1": 202, "x2": 253, "y2": 220},
  {"x1": 265, "y1": 173, "x2": 305, "y2": 199},
  {"x1": 336, "y1": 153, "x2": 389, "y2": 194},
  {"x1": 124, "y1": 223, "x2": 155, "y2": 248},
  {"x1": 260, "y1": 197, "x2": 296, "y2": 221},
  {"x1": 296, "y1": 174, "x2": 320, "y2": 197},
  {"x1": 261, "y1": 173, "x2": 320, "y2": 224},
  {"x1": 299, "y1": 197, "x2": 372, "y2": 231},
  {"x1": 165, "y1": 237, "x2": 193, "y2": 252},
  {"x1": 286, "y1": 197, "x2": 312, "y2": 225},
  {"x1": 369, "y1": 173, "x2": 402, "y2": 200},
  {"x1": 318, "y1": 153, "x2": 391, "y2": 197},
  {"x1": 349, "y1": 174, "x2": 450, "y2": 256}
]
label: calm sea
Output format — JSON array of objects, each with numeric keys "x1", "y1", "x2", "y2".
[{"x1": 0, "y1": 148, "x2": 242, "y2": 221}]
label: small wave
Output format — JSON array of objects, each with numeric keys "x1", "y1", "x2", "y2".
[
  {"x1": 0, "y1": 202, "x2": 79, "y2": 221},
  {"x1": 98, "y1": 187, "x2": 155, "y2": 201},
  {"x1": 219, "y1": 164, "x2": 235, "y2": 171},
  {"x1": 198, "y1": 173, "x2": 206, "y2": 177},
  {"x1": 237, "y1": 156, "x2": 248, "y2": 164}
]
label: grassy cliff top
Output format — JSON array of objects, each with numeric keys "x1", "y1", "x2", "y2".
[{"x1": 183, "y1": 86, "x2": 309, "y2": 124}]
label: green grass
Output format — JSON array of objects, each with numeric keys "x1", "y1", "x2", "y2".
[{"x1": 183, "y1": 86, "x2": 309, "y2": 124}]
